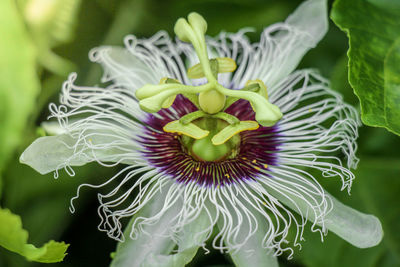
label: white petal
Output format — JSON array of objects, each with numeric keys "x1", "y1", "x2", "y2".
[
  {"x1": 230, "y1": 240, "x2": 278, "y2": 267},
  {"x1": 229, "y1": 0, "x2": 328, "y2": 87},
  {"x1": 266, "y1": 177, "x2": 383, "y2": 248},
  {"x1": 20, "y1": 135, "x2": 88, "y2": 175},
  {"x1": 110, "y1": 187, "x2": 210, "y2": 267},
  {"x1": 90, "y1": 46, "x2": 159, "y2": 89},
  {"x1": 41, "y1": 121, "x2": 67, "y2": 135},
  {"x1": 271, "y1": 71, "x2": 360, "y2": 189},
  {"x1": 142, "y1": 247, "x2": 199, "y2": 267},
  {"x1": 20, "y1": 130, "x2": 137, "y2": 175},
  {"x1": 110, "y1": 193, "x2": 178, "y2": 267},
  {"x1": 141, "y1": 211, "x2": 211, "y2": 267},
  {"x1": 223, "y1": 208, "x2": 279, "y2": 267},
  {"x1": 211, "y1": 184, "x2": 286, "y2": 254},
  {"x1": 91, "y1": 31, "x2": 191, "y2": 91},
  {"x1": 285, "y1": 0, "x2": 328, "y2": 46},
  {"x1": 265, "y1": 0, "x2": 328, "y2": 85},
  {"x1": 22, "y1": 72, "x2": 147, "y2": 176},
  {"x1": 324, "y1": 195, "x2": 383, "y2": 248}
]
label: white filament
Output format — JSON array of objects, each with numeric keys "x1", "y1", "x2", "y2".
[{"x1": 48, "y1": 27, "x2": 360, "y2": 257}]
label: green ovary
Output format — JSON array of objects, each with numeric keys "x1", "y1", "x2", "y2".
[
  {"x1": 181, "y1": 118, "x2": 240, "y2": 162},
  {"x1": 191, "y1": 135, "x2": 231, "y2": 161}
]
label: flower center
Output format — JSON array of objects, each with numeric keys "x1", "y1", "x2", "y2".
[
  {"x1": 180, "y1": 117, "x2": 240, "y2": 162},
  {"x1": 141, "y1": 96, "x2": 280, "y2": 187},
  {"x1": 136, "y1": 12, "x2": 283, "y2": 163}
]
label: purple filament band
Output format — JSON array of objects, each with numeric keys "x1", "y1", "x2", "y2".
[{"x1": 141, "y1": 95, "x2": 280, "y2": 187}]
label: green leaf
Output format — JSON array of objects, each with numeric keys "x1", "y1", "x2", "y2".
[
  {"x1": 0, "y1": 208, "x2": 69, "y2": 263},
  {"x1": 0, "y1": 0, "x2": 40, "y2": 174},
  {"x1": 383, "y1": 38, "x2": 400, "y2": 136},
  {"x1": 329, "y1": 55, "x2": 359, "y2": 106},
  {"x1": 331, "y1": 0, "x2": 400, "y2": 135},
  {"x1": 366, "y1": 0, "x2": 400, "y2": 13},
  {"x1": 23, "y1": 0, "x2": 81, "y2": 75}
]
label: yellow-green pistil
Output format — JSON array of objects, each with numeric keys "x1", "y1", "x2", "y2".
[{"x1": 135, "y1": 12, "x2": 283, "y2": 161}]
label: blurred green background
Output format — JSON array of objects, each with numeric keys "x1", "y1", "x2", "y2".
[{"x1": 0, "y1": 0, "x2": 399, "y2": 266}]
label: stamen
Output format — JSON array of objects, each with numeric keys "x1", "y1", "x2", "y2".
[
  {"x1": 245, "y1": 79, "x2": 268, "y2": 99},
  {"x1": 215, "y1": 84, "x2": 282, "y2": 126},
  {"x1": 135, "y1": 12, "x2": 283, "y2": 162},
  {"x1": 136, "y1": 83, "x2": 211, "y2": 113},
  {"x1": 159, "y1": 77, "x2": 179, "y2": 108}
]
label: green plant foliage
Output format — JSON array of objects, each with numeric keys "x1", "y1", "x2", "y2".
[
  {"x1": 294, "y1": 158, "x2": 400, "y2": 267},
  {"x1": 331, "y1": 0, "x2": 400, "y2": 135},
  {"x1": 383, "y1": 39, "x2": 400, "y2": 136},
  {"x1": 22, "y1": 0, "x2": 81, "y2": 75},
  {"x1": 0, "y1": 208, "x2": 69, "y2": 263},
  {"x1": 1, "y1": 0, "x2": 399, "y2": 266},
  {"x1": 0, "y1": 0, "x2": 40, "y2": 176}
]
